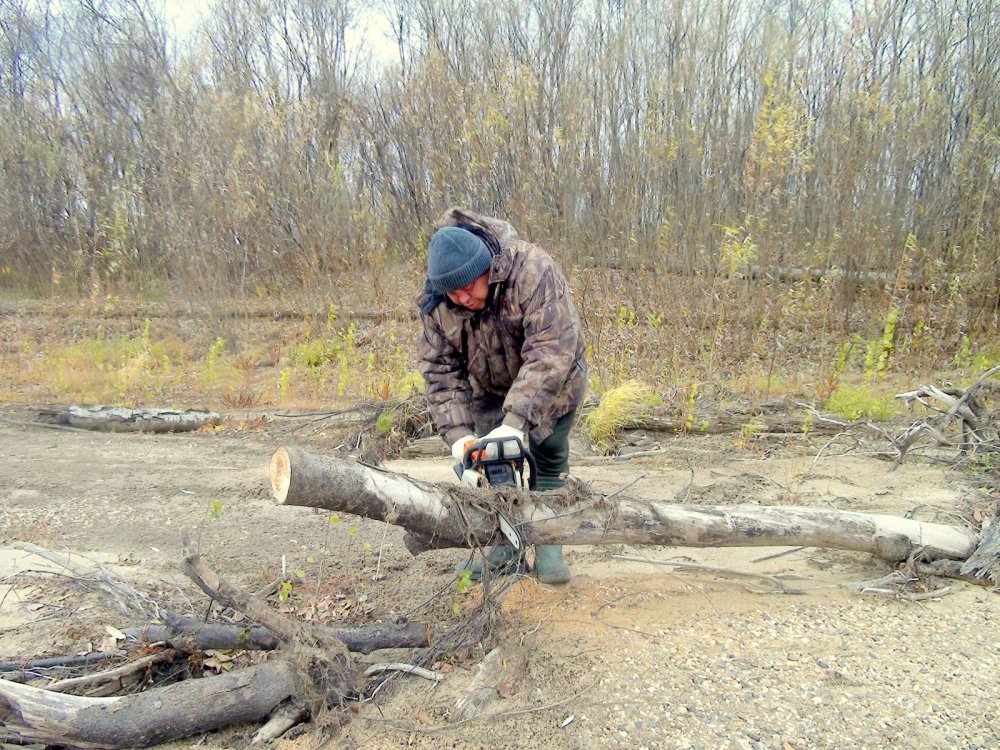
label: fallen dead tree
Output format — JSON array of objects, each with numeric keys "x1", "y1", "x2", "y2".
[
  {"x1": 0, "y1": 535, "x2": 359, "y2": 748},
  {"x1": 269, "y1": 446, "x2": 979, "y2": 563},
  {"x1": 894, "y1": 364, "x2": 1000, "y2": 463},
  {"x1": 0, "y1": 659, "x2": 300, "y2": 748},
  {"x1": 626, "y1": 407, "x2": 844, "y2": 437},
  {"x1": 37, "y1": 405, "x2": 221, "y2": 433}
]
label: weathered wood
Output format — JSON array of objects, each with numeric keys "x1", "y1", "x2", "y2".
[
  {"x1": 44, "y1": 649, "x2": 181, "y2": 695},
  {"x1": 37, "y1": 405, "x2": 221, "y2": 433},
  {"x1": 0, "y1": 659, "x2": 298, "y2": 749},
  {"x1": 270, "y1": 446, "x2": 979, "y2": 563},
  {"x1": 250, "y1": 700, "x2": 309, "y2": 744},
  {"x1": 959, "y1": 517, "x2": 1000, "y2": 584},
  {"x1": 125, "y1": 612, "x2": 430, "y2": 654}
]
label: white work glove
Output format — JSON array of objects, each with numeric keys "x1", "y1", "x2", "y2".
[
  {"x1": 482, "y1": 424, "x2": 526, "y2": 458},
  {"x1": 451, "y1": 434, "x2": 477, "y2": 463},
  {"x1": 483, "y1": 423, "x2": 525, "y2": 444}
]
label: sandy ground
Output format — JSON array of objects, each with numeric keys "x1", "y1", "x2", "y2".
[{"x1": 1, "y1": 412, "x2": 997, "y2": 750}]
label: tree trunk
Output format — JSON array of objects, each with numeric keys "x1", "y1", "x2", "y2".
[
  {"x1": 0, "y1": 659, "x2": 298, "y2": 749},
  {"x1": 37, "y1": 405, "x2": 220, "y2": 433},
  {"x1": 269, "y1": 447, "x2": 979, "y2": 563}
]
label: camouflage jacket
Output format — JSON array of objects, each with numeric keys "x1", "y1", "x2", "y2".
[{"x1": 417, "y1": 207, "x2": 587, "y2": 445}]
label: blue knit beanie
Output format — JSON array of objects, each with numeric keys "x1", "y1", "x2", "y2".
[{"x1": 427, "y1": 226, "x2": 492, "y2": 293}]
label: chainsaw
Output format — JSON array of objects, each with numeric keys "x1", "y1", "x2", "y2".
[{"x1": 453, "y1": 435, "x2": 537, "y2": 550}]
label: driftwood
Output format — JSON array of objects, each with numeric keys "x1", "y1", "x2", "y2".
[
  {"x1": 269, "y1": 446, "x2": 978, "y2": 563},
  {"x1": 125, "y1": 612, "x2": 430, "y2": 655},
  {"x1": 180, "y1": 533, "x2": 357, "y2": 707},
  {"x1": 37, "y1": 405, "x2": 221, "y2": 433},
  {"x1": 0, "y1": 659, "x2": 299, "y2": 747},
  {"x1": 895, "y1": 364, "x2": 1000, "y2": 459}
]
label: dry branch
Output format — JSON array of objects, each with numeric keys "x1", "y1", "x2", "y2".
[
  {"x1": 895, "y1": 365, "x2": 1000, "y2": 459},
  {"x1": 44, "y1": 649, "x2": 180, "y2": 696},
  {"x1": 269, "y1": 446, "x2": 978, "y2": 563},
  {"x1": 611, "y1": 554, "x2": 805, "y2": 594},
  {"x1": 12, "y1": 542, "x2": 154, "y2": 617},
  {"x1": 125, "y1": 612, "x2": 429, "y2": 654},
  {"x1": 181, "y1": 532, "x2": 357, "y2": 704}
]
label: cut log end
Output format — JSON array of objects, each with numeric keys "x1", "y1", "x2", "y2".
[{"x1": 270, "y1": 447, "x2": 291, "y2": 504}]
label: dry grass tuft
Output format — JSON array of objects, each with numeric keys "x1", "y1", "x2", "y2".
[{"x1": 585, "y1": 380, "x2": 661, "y2": 453}]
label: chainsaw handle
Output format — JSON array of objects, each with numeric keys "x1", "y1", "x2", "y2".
[{"x1": 459, "y1": 436, "x2": 538, "y2": 490}]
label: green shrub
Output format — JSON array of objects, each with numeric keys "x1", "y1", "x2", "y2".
[{"x1": 825, "y1": 384, "x2": 897, "y2": 422}]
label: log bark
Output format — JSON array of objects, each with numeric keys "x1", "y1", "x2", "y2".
[
  {"x1": 0, "y1": 659, "x2": 298, "y2": 749},
  {"x1": 269, "y1": 447, "x2": 979, "y2": 563},
  {"x1": 627, "y1": 410, "x2": 843, "y2": 436},
  {"x1": 37, "y1": 405, "x2": 221, "y2": 433},
  {"x1": 125, "y1": 612, "x2": 430, "y2": 654}
]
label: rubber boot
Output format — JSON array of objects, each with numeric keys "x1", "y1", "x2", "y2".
[
  {"x1": 534, "y1": 545, "x2": 571, "y2": 584},
  {"x1": 454, "y1": 546, "x2": 525, "y2": 581}
]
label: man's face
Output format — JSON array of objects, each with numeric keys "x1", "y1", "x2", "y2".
[{"x1": 447, "y1": 273, "x2": 490, "y2": 310}]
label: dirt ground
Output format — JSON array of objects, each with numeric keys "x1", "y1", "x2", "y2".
[{"x1": 1, "y1": 408, "x2": 997, "y2": 750}]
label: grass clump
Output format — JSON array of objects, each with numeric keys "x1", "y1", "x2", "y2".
[
  {"x1": 824, "y1": 383, "x2": 898, "y2": 422},
  {"x1": 585, "y1": 380, "x2": 661, "y2": 452},
  {"x1": 392, "y1": 370, "x2": 424, "y2": 399}
]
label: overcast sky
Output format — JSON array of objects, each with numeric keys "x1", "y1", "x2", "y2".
[{"x1": 157, "y1": 0, "x2": 397, "y2": 64}]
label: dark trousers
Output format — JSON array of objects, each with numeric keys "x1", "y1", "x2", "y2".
[{"x1": 529, "y1": 409, "x2": 576, "y2": 491}]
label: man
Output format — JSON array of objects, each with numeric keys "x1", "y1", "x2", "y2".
[{"x1": 417, "y1": 207, "x2": 587, "y2": 585}]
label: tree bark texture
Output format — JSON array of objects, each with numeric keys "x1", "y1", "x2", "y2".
[
  {"x1": 37, "y1": 405, "x2": 221, "y2": 433},
  {"x1": 126, "y1": 613, "x2": 430, "y2": 654},
  {"x1": 0, "y1": 659, "x2": 298, "y2": 749},
  {"x1": 269, "y1": 446, "x2": 979, "y2": 563}
]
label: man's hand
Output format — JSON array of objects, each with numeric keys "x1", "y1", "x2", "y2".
[
  {"x1": 451, "y1": 434, "x2": 478, "y2": 462},
  {"x1": 483, "y1": 424, "x2": 525, "y2": 445}
]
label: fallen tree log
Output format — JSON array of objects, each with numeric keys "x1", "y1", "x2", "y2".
[
  {"x1": 125, "y1": 612, "x2": 430, "y2": 654},
  {"x1": 0, "y1": 658, "x2": 298, "y2": 748},
  {"x1": 269, "y1": 446, "x2": 978, "y2": 563},
  {"x1": 0, "y1": 537, "x2": 369, "y2": 749},
  {"x1": 627, "y1": 410, "x2": 844, "y2": 436},
  {"x1": 37, "y1": 405, "x2": 221, "y2": 433}
]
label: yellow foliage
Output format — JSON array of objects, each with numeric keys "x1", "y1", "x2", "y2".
[
  {"x1": 747, "y1": 79, "x2": 813, "y2": 189},
  {"x1": 392, "y1": 370, "x2": 425, "y2": 399},
  {"x1": 585, "y1": 380, "x2": 661, "y2": 452}
]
